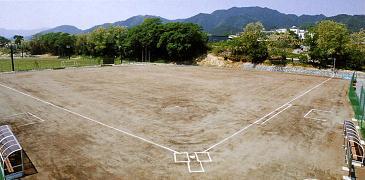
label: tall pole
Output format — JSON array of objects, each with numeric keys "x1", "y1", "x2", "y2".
[
  {"x1": 141, "y1": 49, "x2": 144, "y2": 62},
  {"x1": 10, "y1": 44, "x2": 15, "y2": 71},
  {"x1": 21, "y1": 41, "x2": 24, "y2": 58},
  {"x1": 333, "y1": 58, "x2": 336, "y2": 72}
]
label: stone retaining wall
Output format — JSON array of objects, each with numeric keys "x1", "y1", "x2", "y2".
[{"x1": 241, "y1": 63, "x2": 354, "y2": 80}]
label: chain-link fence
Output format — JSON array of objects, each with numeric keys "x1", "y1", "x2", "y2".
[{"x1": 349, "y1": 72, "x2": 365, "y2": 136}]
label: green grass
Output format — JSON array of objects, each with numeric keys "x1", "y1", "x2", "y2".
[{"x1": 0, "y1": 57, "x2": 102, "y2": 72}]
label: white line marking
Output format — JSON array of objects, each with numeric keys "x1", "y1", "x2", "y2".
[
  {"x1": 312, "y1": 109, "x2": 332, "y2": 113},
  {"x1": 27, "y1": 112, "x2": 46, "y2": 122},
  {"x1": 16, "y1": 112, "x2": 47, "y2": 127},
  {"x1": 303, "y1": 109, "x2": 333, "y2": 122},
  {"x1": 260, "y1": 104, "x2": 292, "y2": 125},
  {"x1": 2, "y1": 112, "x2": 27, "y2": 118},
  {"x1": 255, "y1": 103, "x2": 292, "y2": 124},
  {"x1": 0, "y1": 83, "x2": 178, "y2": 153},
  {"x1": 195, "y1": 152, "x2": 212, "y2": 162},
  {"x1": 1, "y1": 112, "x2": 45, "y2": 127},
  {"x1": 203, "y1": 77, "x2": 332, "y2": 152},
  {"x1": 187, "y1": 161, "x2": 205, "y2": 173},
  {"x1": 303, "y1": 109, "x2": 314, "y2": 118},
  {"x1": 174, "y1": 152, "x2": 190, "y2": 163}
]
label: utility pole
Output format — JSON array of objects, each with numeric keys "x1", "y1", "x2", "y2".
[
  {"x1": 333, "y1": 57, "x2": 336, "y2": 74},
  {"x1": 10, "y1": 44, "x2": 15, "y2": 71}
]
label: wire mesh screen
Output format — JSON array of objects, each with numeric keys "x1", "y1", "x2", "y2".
[{"x1": 349, "y1": 72, "x2": 365, "y2": 136}]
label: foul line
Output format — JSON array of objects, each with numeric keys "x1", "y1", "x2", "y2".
[
  {"x1": 203, "y1": 77, "x2": 333, "y2": 152},
  {"x1": 260, "y1": 104, "x2": 293, "y2": 125},
  {"x1": 0, "y1": 83, "x2": 178, "y2": 153}
]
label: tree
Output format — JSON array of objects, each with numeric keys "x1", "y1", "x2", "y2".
[
  {"x1": 13, "y1": 35, "x2": 25, "y2": 57},
  {"x1": 125, "y1": 18, "x2": 163, "y2": 61},
  {"x1": 238, "y1": 22, "x2": 268, "y2": 63},
  {"x1": 267, "y1": 32, "x2": 298, "y2": 62},
  {"x1": 75, "y1": 34, "x2": 90, "y2": 55},
  {"x1": 307, "y1": 20, "x2": 350, "y2": 68},
  {"x1": 0, "y1": 36, "x2": 10, "y2": 47},
  {"x1": 88, "y1": 26, "x2": 127, "y2": 63},
  {"x1": 28, "y1": 32, "x2": 75, "y2": 56},
  {"x1": 345, "y1": 30, "x2": 365, "y2": 69},
  {"x1": 157, "y1": 22, "x2": 208, "y2": 63},
  {"x1": 13, "y1": 35, "x2": 24, "y2": 45}
]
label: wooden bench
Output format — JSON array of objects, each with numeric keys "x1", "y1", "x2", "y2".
[
  {"x1": 350, "y1": 141, "x2": 364, "y2": 162},
  {"x1": 4, "y1": 158, "x2": 14, "y2": 173}
]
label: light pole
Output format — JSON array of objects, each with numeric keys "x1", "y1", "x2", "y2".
[{"x1": 6, "y1": 43, "x2": 15, "y2": 71}]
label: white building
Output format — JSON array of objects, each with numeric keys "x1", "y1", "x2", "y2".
[
  {"x1": 289, "y1": 26, "x2": 307, "y2": 40},
  {"x1": 275, "y1": 28, "x2": 288, "y2": 33}
]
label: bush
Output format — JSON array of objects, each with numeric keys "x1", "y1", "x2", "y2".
[{"x1": 299, "y1": 54, "x2": 308, "y2": 64}]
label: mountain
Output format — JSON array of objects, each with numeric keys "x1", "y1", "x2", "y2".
[
  {"x1": 36, "y1": 25, "x2": 83, "y2": 35},
  {"x1": 83, "y1": 15, "x2": 170, "y2": 33},
  {"x1": 0, "y1": 28, "x2": 47, "y2": 39},
  {"x1": 326, "y1": 14, "x2": 365, "y2": 32},
  {"x1": 179, "y1": 7, "x2": 326, "y2": 35},
  {"x1": 13, "y1": 6, "x2": 365, "y2": 37}
]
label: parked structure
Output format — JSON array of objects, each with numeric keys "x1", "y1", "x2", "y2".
[{"x1": 0, "y1": 125, "x2": 24, "y2": 180}]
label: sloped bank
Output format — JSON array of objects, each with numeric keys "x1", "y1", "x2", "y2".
[
  {"x1": 242, "y1": 63, "x2": 354, "y2": 80},
  {"x1": 198, "y1": 54, "x2": 357, "y2": 80}
]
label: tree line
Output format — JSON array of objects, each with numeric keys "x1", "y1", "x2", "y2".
[
  {"x1": 1, "y1": 19, "x2": 364, "y2": 70},
  {"x1": 7, "y1": 18, "x2": 208, "y2": 64},
  {"x1": 211, "y1": 20, "x2": 365, "y2": 70}
]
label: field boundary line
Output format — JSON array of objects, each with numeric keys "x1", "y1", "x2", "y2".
[
  {"x1": 0, "y1": 83, "x2": 178, "y2": 153},
  {"x1": 203, "y1": 77, "x2": 333, "y2": 152},
  {"x1": 260, "y1": 104, "x2": 292, "y2": 125}
]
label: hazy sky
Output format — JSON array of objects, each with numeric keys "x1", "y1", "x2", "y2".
[{"x1": 0, "y1": 0, "x2": 364, "y2": 30}]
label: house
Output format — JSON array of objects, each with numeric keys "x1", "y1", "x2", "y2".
[{"x1": 289, "y1": 26, "x2": 307, "y2": 40}]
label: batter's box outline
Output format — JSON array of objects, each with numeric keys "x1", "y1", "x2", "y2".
[
  {"x1": 195, "y1": 152, "x2": 212, "y2": 162},
  {"x1": 174, "y1": 152, "x2": 189, "y2": 162},
  {"x1": 187, "y1": 161, "x2": 204, "y2": 173},
  {"x1": 174, "y1": 152, "x2": 212, "y2": 173},
  {"x1": 2, "y1": 112, "x2": 45, "y2": 127},
  {"x1": 304, "y1": 109, "x2": 333, "y2": 122}
]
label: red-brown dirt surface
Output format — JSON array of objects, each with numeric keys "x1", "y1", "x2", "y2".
[{"x1": 0, "y1": 65, "x2": 352, "y2": 179}]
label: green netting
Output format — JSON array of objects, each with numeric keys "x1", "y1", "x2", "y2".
[
  {"x1": 0, "y1": 164, "x2": 4, "y2": 180},
  {"x1": 349, "y1": 72, "x2": 365, "y2": 137}
]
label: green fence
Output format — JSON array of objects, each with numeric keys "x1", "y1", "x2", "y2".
[
  {"x1": 0, "y1": 163, "x2": 4, "y2": 180},
  {"x1": 0, "y1": 57, "x2": 102, "y2": 72},
  {"x1": 349, "y1": 72, "x2": 365, "y2": 136}
]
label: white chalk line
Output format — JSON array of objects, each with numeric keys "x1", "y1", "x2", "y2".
[
  {"x1": 2, "y1": 112, "x2": 27, "y2": 118},
  {"x1": 17, "y1": 112, "x2": 47, "y2": 127},
  {"x1": 303, "y1": 109, "x2": 333, "y2": 122},
  {"x1": 303, "y1": 109, "x2": 314, "y2": 118},
  {"x1": 260, "y1": 104, "x2": 293, "y2": 125},
  {"x1": 254, "y1": 103, "x2": 292, "y2": 125},
  {"x1": 1, "y1": 112, "x2": 45, "y2": 127},
  {"x1": 203, "y1": 77, "x2": 333, "y2": 152},
  {"x1": 0, "y1": 83, "x2": 178, "y2": 153}
]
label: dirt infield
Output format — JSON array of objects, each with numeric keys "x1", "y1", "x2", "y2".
[{"x1": 0, "y1": 65, "x2": 352, "y2": 179}]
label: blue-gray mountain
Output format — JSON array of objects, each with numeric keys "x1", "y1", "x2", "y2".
[{"x1": 3, "y1": 6, "x2": 363, "y2": 38}]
